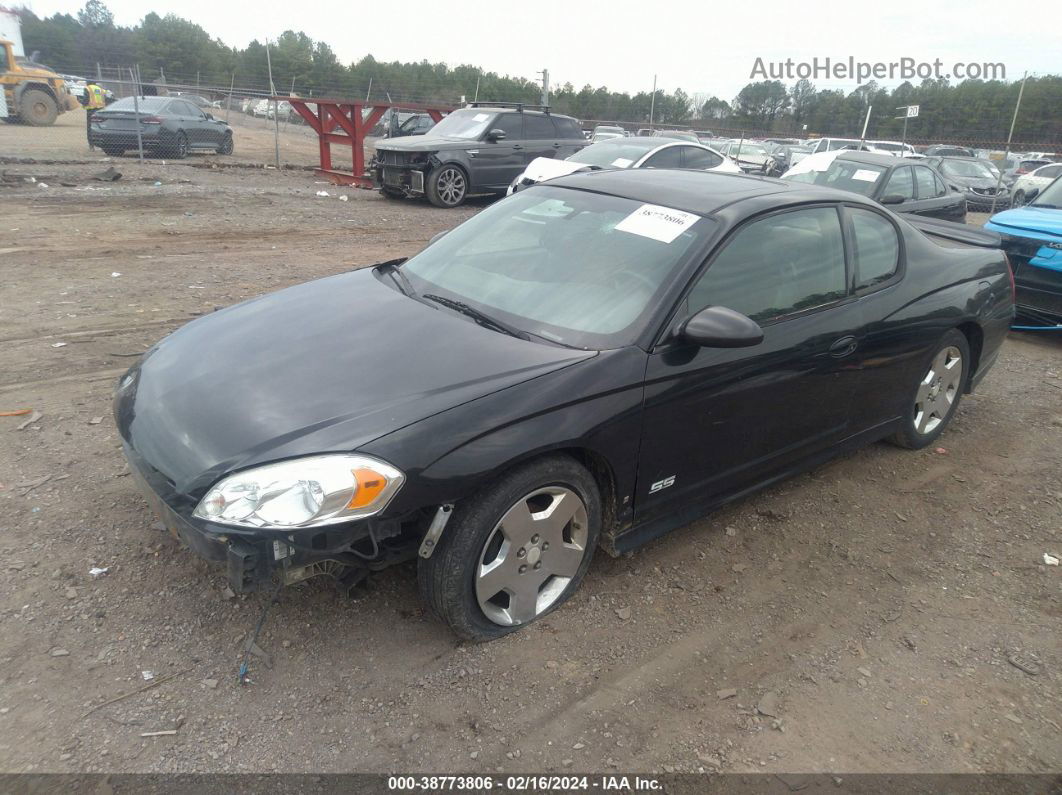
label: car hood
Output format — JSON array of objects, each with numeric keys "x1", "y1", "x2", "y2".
[
  {"x1": 116, "y1": 267, "x2": 592, "y2": 496},
  {"x1": 375, "y1": 135, "x2": 480, "y2": 153},
  {"x1": 517, "y1": 157, "x2": 595, "y2": 184},
  {"x1": 949, "y1": 175, "x2": 1002, "y2": 189},
  {"x1": 985, "y1": 206, "x2": 1062, "y2": 238}
]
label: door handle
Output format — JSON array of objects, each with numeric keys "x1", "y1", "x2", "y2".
[
  {"x1": 552, "y1": 142, "x2": 562, "y2": 148},
  {"x1": 512, "y1": 144, "x2": 523, "y2": 150},
  {"x1": 829, "y1": 336, "x2": 858, "y2": 357}
]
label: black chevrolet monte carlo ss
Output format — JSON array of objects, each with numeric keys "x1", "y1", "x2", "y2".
[{"x1": 115, "y1": 169, "x2": 1014, "y2": 640}]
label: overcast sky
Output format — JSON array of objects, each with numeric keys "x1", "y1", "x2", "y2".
[{"x1": 21, "y1": 0, "x2": 1062, "y2": 100}]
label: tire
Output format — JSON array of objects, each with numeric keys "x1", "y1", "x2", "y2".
[
  {"x1": 1012, "y1": 190, "x2": 1025, "y2": 207},
  {"x1": 418, "y1": 455, "x2": 601, "y2": 641},
  {"x1": 888, "y1": 329, "x2": 970, "y2": 450},
  {"x1": 19, "y1": 89, "x2": 58, "y2": 127},
  {"x1": 170, "y1": 131, "x2": 189, "y2": 159},
  {"x1": 216, "y1": 132, "x2": 233, "y2": 155},
  {"x1": 426, "y1": 163, "x2": 468, "y2": 208},
  {"x1": 102, "y1": 147, "x2": 125, "y2": 157}
]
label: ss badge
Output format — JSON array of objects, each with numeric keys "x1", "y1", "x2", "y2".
[{"x1": 649, "y1": 475, "x2": 676, "y2": 494}]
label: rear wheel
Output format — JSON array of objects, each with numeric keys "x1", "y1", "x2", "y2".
[
  {"x1": 426, "y1": 164, "x2": 468, "y2": 208},
  {"x1": 216, "y1": 132, "x2": 233, "y2": 155},
  {"x1": 19, "y1": 89, "x2": 58, "y2": 127},
  {"x1": 418, "y1": 455, "x2": 600, "y2": 641},
  {"x1": 889, "y1": 329, "x2": 970, "y2": 450}
]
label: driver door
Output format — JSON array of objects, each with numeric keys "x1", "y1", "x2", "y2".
[
  {"x1": 473, "y1": 113, "x2": 524, "y2": 190},
  {"x1": 634, "y1": 205, "x2": 863, "y2": 530}
]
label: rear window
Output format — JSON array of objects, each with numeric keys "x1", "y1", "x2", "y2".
[{"x1": 102, "y1": 96, "x2": 171, "y2": 113}]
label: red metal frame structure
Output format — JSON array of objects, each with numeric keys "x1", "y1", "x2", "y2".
[{"x1": 282, "y1": 97, "x2": 452, "y2": 187}]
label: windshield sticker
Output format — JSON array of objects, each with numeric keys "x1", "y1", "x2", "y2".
[
  {"x1": 853, "y1": 169, "x2": 880, "y2": 182},
  {"x1": 611, "y1": 157, "x2": 634, "y2": 168},
  {"x1": 522, "y1": 199, "x2": 575, "y2": 219},
  {"x1": 615, "y1": 204, "x2": 700, "y2": 244},
  {"x1": 472, "y1": 113, "x2": 490, "y2": 122}
]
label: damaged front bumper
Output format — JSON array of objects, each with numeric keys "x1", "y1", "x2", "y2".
[
  {"x1": 371, "y1": 152, "x2": 434, "y2": 196},
  {"x1": 124, "y1": 443, "x2": 408, "y2": 593}
]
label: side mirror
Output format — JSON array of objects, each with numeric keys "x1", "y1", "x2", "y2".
[
  {"x1": 681, "y1": 306, "x2": 764, "y2": 348},
  {"x1": 880, "y1": 194, "x2": 906, "y2": 205},
  {"x1": 486, "y1": 128, "x2": 507, "y2": 142},
  {"x1": 204, "y1": 112, "x2": 213, "y2": 120}
]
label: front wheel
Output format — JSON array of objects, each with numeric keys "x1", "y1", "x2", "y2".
[
  {"x1": 426, "y1": 164, "x2": 468, "y2": 208},
  {"x1": 418, "y1": 455, "x2": 600, "y2": 641},
  {"x1": 889, "y1": 329, "x2": 970, "y2": 449},
  {"x1": 1012, "y1": 189, "x2": 1026, "y2": 207},
  {"x1": 19, "y1": 89, "x2": 58, "y2": 127},
  {"x1": 171, "y1": 131, "x2": 189, "y2": 159},
  {"x1": 216, "y1": 132, "x2": 233, "y2": 155}
]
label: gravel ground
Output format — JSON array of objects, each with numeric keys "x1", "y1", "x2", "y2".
[{"x1": 0, "y1": 117, "x2": 1060, "y2": 776}]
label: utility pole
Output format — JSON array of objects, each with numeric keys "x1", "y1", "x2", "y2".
[
  {"x1": 265, "y1": 39, "x2": 280, "y2": 169},
  {"x1": 537, "y1": 68, "x2": 549, "y2": 106},
  {"x1": 648, "y1": 74, "x2": 657, "y2": 131},
  {"x1": 858, "y1": 105, "x2": 872, "y2": 148},
  {"x1": 991, "y1": 71, "x2": 1027, "y2": 215},
  {"x1": 473, "y1": 74, "x2": 480, "y2": 103}
]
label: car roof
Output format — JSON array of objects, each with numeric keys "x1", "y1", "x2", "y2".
[
  {"x1": 546, "y1": 168, "x2": 857, "y2": 216},
  {"x1": 464, "y1": 106, "x2": 577, "y2": 121}
]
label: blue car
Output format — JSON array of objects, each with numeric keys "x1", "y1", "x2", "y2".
[{"x1": 985, "y1": 175, "x2": 1062, "y2": 326}]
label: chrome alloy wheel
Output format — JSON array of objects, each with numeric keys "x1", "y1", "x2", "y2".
[
  {"x1": 913, "y1": 345, "x2": 963, "y2": 435},
  {"x1": 436, "y1": 167, "x2": 466, "y2": 205},
  {"x1": 475, "y1": 486, "x2": 589, "y2": 626}
]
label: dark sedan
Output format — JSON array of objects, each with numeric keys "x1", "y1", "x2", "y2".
[
  {"x1": 89, "y1": 95, "x2": 234, "y2": 158},
  {"x1": 783, "y1": 150, "x2": 967, "y2": 222},
  {"x1": 115, "y1": 170, "x2": 1012, "y2": 640},
  {"x1": 926, "y1": 156, "x2": 1010, "y2": 211}
]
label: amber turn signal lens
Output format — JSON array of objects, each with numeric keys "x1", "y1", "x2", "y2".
[{"x1": 347, "y1": 468, "x2": 388, "y2": 509}]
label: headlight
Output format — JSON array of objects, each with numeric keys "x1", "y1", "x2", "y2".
[{"x1": 193, "y1": 454, "x2": 404, "y2": 529}]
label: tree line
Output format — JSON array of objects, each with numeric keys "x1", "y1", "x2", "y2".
[{"x1": 14, "y1": 1, "x2": 1060, "y2": 144}]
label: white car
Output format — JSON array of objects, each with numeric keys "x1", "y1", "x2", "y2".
[
  {"x1": 508, "y1": 137, "x2": 740, "y2": 194},
  {"x1": 252, "y1": 99, "x2": 272, "y2": 118},
  {"x1": 61, "y1": 74, "x2": 87, "y2": 99},
  {"x1": 868, "y1": 140, "x2": 918, "y2": 157},
  {"x1": 591, "y1": 125, "x2": 626, "y2": 143},
  {"x1": 717, "y1": 140, "x2": 773, "y2": 174},
  {"x1": 1012, "y1": 162, "x2": 1062, "y2": 205}
]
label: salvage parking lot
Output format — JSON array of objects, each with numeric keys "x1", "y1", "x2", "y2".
[{"x1": 1, "y1": 116, "x2": 1060, "y2": 774}]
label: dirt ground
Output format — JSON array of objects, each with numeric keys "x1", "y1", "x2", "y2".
[{"x1": 0, "y1": 112, "x2": 1060, "y2": 776}]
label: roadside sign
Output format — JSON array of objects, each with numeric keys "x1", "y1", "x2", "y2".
[{"x1": 907, "y1": 105, "x2": 920, "y2": 118}]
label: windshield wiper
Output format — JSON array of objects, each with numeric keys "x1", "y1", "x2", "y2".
[
  {"x1": 422, "y1": 294, "x2": 531, "y2": 340},
  {"x1": 378, "y1": 258, "x2": 416, "y2": 297},
  {"x1": 1029, "y1": 203, "x2": 1059, "y2": 209}
]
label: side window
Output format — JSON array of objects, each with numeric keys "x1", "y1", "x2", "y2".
[
  {"x1": 849, "y1": 208, "x2": 900, "y2": 291},
  {"x1": 884, "y1": 166, "x2": 915, "y2": 200},
  {"x1": 682, "y1": 147, "x2": 723, "y2": 169},
  {"x1": 524, "y1": 114, "x2": 556, "y2": 139},
  {"x1": 913, "y1": 167, "x2": 938, "y2": 199},
  {"x1": 931, "y1": 171, "x2": 947, "y2": 197},
  {"x1": 688, "y1": 207, "x2": 847, "y2": 324},
  {"x1": 642, "y1": 147, "x2": 684, "y2": 168},
  {"x1": 492, "y1": 113, "x2": 523, "y2": 140},
  {"x1": 1041, "y1": 165, "x2": 1062, "y2": 179}
]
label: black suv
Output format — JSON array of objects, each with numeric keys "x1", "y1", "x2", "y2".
[{"x1": 372, "y1": 103, "x2": 588, "y2": 207}]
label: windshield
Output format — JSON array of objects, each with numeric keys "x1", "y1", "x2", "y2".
[
  {"x1": 401, "y1": 187, "x2": 713, "y2": 349},
  {"x1": 594, "y1": 126, "x2": 624, "y2": 134},
  {"x1": 730, "y1": 143, "x2": 768, "y2": 157},
  {"x1": 783, "y1": 159, "x2": 886, "y2": 196},
  {"x1": 827, "y1": 139, "x2": 862, "y2": 151},
  {"x1": 1032, "y1": 176, "x2": 1062, "y2": 207},
  {"x1": 942, "y1": 159, "x2": 996, "y2": 179},
  {"x1": 570, "y1": 140, "x2": 657, "y2": 167},
  {"x1": 427, "y1": 109, "x2": 495, "y2": 139}
]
